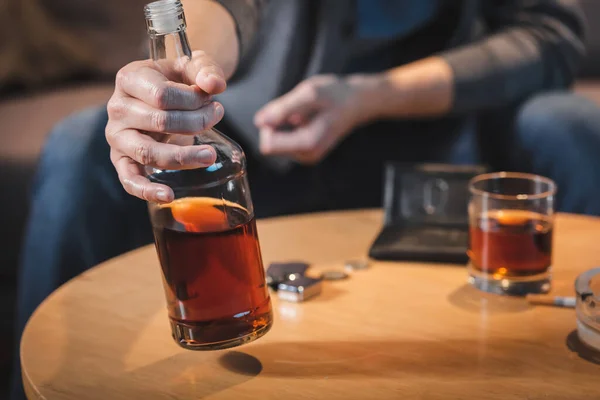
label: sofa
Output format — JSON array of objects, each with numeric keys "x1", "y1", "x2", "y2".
[
  {"x1": 1, "y1": 0, "x2": 600, "y2": 396},
  {"x1": 0, "y1": 0, "x2": 148, "y2": 394}
]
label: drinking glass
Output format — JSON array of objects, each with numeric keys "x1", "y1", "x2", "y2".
[{"x1": 467, "y1": 172, "x2": 556, "y2": 295}]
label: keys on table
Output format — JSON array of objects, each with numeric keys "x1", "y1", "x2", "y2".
[{"x1": 267, "y1": 260, "x2": 370, "y2": 302}]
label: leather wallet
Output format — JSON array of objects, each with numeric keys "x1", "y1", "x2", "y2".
[{"x1": 369, "y1": 163, "x2": 487, "y2": 264}]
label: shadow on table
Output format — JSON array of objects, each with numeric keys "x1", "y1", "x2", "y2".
[
  {"x1": 224, "y1": 337, "x2": 599, "y2": 381},
  {"x1": 118, "y1": 351, "x2": 263, "y2": 398},
  {"x1": 51, "y1": 336, "x2": 600, "y2": 398},
  {"x1": 566, "y1": 330, "x2": 600, "y2": 365},
  {"x1": 447, "y1": 284, "x2": 532, "y2": 314}
]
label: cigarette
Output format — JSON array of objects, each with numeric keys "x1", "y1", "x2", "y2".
[{"x1": 526, "y1": 294, "x2": 576, "y2": 308}]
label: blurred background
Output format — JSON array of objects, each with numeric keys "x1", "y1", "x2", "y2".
[{"x1": 1, "y1": 0, "x2": 600, "y2": 397}]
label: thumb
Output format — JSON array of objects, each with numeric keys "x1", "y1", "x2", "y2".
[
  {"x1": 178, "y1": 50, "x2": 227, "y2": 95},
  {"x1": 254, "y1": 84, "x2": 321, "y2": 128}
]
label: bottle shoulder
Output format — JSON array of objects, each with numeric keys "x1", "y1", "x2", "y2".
[{"x1": 147, "y1": 128, "x2": 248, "y2": 190}]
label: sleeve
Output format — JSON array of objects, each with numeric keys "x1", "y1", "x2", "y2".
[
  {"x1": 214, "y1": 0, "x2": 270, "y2": 59},
  {"x1": 440, "y1": 0, "x2": 586, "y2": 114}
]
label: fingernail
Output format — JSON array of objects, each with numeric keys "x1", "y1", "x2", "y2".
[
  {"x1": 215, "y1": 103, "x2": 224, "y2": 119},
  {"x1": 201, "y1": 72, "x2": 220, "y2": 84},
  {"x1": 198, "y1": 148, "x2": 215, "y2": 161},
  {"x1": 156, "y1": 190, "x2": 171, "y2": 203}
]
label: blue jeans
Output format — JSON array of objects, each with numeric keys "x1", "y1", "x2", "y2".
[{"x1": 10, "y1": 92, "x2": 600, "y2": 398}]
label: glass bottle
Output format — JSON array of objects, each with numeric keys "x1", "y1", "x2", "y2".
[{"x1": 144, "y1": 0, "x2": 273, "y2": 350}]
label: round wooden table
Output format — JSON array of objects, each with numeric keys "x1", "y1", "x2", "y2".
[{"x1": 21, "y1": 210, "x2": 600, "y2": 400}]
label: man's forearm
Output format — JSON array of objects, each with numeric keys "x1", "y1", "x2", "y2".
[
  {"x1": 353, "y1": 0, "x2": 584, "y2": 121},
  {"x1": 438, "y1": 0, "x2": 584, "y2": 114},
  {"x1": 352, "y1": 56, "x2": 454, "y2": 122},
  {"x1": 181, "y1": 0, "x2": 240, "y2": 79}
]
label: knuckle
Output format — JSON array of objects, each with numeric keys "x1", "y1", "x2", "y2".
[
  {"x1": 118, "y1": 175, "x2": 136, "y2": 196},
  {"x1": 171, "y1": 148, "x2": 187, "y2": 167},
  {"x1": 151, "y1": 85, "x2": 172, "y2": 109},
  {"x1": 130, "y1": 60, "x2": 151, "y2": 69},
  {"x1": 109, "y1": 149, "x2": 120, "y2": 165},
  {"x1": 193, "y1": 58, "x2": 206, "y2": 68},
  {"x1": 151, "y1": 110, "x2": 170, "y2": 132},
  {"x1": 116, "y1": 60, "x2": 153, "y2": 87},
  {"x1": 134, "y1": 142, "x2": 154, "y2": 165},
  {"x1": 106, "y1": 97, "x2": 126, "y2": 120},
  {"x1": 104, "y1": 125, "x2": 118, "y2": 144},
  {"x1": 115, "y1": 68, "x2": 129, "y2": 87},
  {"x1": 198, "y1": 111, "x2": 209, "y2": 131},
  {"x1": 120, "y1": 176, "x2": 132, "y2": 192},
  {"x1": 191, "y1": 50, "x2": 208, "y2": 60},
  {"x1": 299, "y1": 82, "x2": 319, "y2": 101},
  {"x1": 139, "y1": 185, "x2": 150, "y2": 201}
]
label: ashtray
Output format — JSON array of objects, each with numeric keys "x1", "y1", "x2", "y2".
[{"x1": 575, "y1": 268, "x2": 600, "y2": 351}]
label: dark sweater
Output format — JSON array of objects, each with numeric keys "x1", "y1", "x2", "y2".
[{"x1": 216, "y1": 0, "x2": 585, "y2": 114}]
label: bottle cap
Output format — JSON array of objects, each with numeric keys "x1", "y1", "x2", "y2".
[{"x1": 145, "y1": 0, "x2": 185, "y2": 35}]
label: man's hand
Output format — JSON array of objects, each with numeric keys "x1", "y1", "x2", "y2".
[
  {"x1": 254, "y1": 58, "x2": 454, "y2": 165},
  {"x1": 254, "y1": 75, "x2": 371, "y2": 165},
  {"x1": 105, "y1": 51, "x2": 226, "y2": 204}
]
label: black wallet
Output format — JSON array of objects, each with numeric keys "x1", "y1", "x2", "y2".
[{"x1": 369, "y1": 163, "x2": 487, "y2": 264}]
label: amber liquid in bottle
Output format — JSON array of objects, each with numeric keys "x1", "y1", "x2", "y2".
[{"x1": 153, "y1": 197, "x2": 272, "y2": 348}]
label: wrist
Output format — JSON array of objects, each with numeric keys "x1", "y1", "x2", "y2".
[
  {"x1": 346, "y1": 57, "x2": 454, "y2": 122},
  {"x1": 345, "y1": 73, "x2": 390, "y2": 125}
]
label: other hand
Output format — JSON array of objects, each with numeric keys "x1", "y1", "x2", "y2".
[{"x1": 254, "y1": 75, "x2": 371, "y2": 164}]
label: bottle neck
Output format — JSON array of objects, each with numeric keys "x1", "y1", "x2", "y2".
[
  {"x1": 145, "y1": 0, "x2": 192, "y2": 61},
  {"x1": 149, "y1": 30, "x2": 192, "y2": 61}
]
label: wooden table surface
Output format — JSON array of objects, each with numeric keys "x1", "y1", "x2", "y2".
[{"x1": 21, "y1": 210, "x2": 600, "y2": 400}]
